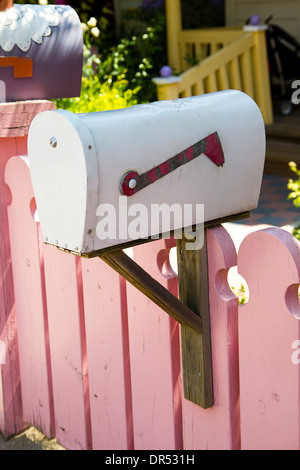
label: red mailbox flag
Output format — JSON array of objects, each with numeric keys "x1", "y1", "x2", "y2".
[{"x1": 121, "y1": 132, "x2": 225, "y2": 196}]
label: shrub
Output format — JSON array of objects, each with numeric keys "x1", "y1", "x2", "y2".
[
  {"x1": 54, "y1": 20, "x2": 139, "y2": 113},
  {"x1": 55, "y1": 78, "x2": 139, "y2": 114},
  {"x1": 287, "y1": 161, "x2": 300, "y2": 241},
  {"x1": 288, "y1": 162, "x2": 300, "y2": 208},
  {"x1": 100, "y1": 5, "x2": 167, "y2": 104}
]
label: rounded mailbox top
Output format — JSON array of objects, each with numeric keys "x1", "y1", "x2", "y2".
[{"x1": 0, "y1": 4, "x2": 60, "y2": 52}]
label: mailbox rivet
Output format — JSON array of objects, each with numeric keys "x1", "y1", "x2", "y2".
[
  {"x1": 128, "y1": 179, "x2": 137, "y2": 190},
  {"x1": 49, "y1": 137, "x2": 57, "y2": 148}
]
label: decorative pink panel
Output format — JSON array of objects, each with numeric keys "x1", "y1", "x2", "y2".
[
  {"x1": 238, "y1": 228, "x2": 300, "y2": 450},
  {"x1": 0, "y1": 100, "x2": 55, "y2": 438},
  {"x1": 81, "y1": 257, "x2": 133, "y2": 450},
  {"x1": 125, "y1": 239, "x2": 182, "y2": 450},
  {"x1": 5, "y1": 156, "x2": 53, "y2": 437}
]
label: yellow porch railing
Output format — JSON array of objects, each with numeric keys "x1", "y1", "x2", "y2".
[
  {"x1": 178, "y1": 27, "x2": 246, "y2": 71},
  {"x1": 154, "y1": 27, "x2": 274, "y2": 125}
]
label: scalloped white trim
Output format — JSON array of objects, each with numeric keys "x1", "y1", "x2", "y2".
[{"x1": 0, "y1": 4, "x2": 60, "y2": 53}]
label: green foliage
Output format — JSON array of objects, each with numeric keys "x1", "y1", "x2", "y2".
[
  {"x1": 288, "y1": 162, "x2": 300, "y2": 208},
  {"x1": 69, "y1": 0, "x2": 115, "y2": 50},
  {"x1": 287, "y1": 162, "x2": 300, "y2": 241},
  {"x1": 99, "y1": 7, "x2": 167, "y2": 104},
  {"x1": 54, "y1": 15, "x2": 139, "y2": 113},
  {"x1": 293, "y1": 225, "x2": 300, "y2": 241},
  {"x1": 231, "y1": 284, "x2": 248, "y2": 305},
  {"x1": 66, "y1": 0, "x2": 114, "y2": 26},
  {"x1": 47, "y1": 2, "x2": 167, "y2": 110},
  {"x1": 55, "y1": 40, "x2": 139, "y2": 113},
  {"x1": 55, "y1": 77, "x2": 139, "y2": 114},
  {"x1": 15, "y1": 0, "x2": 168, "y2": 106}
]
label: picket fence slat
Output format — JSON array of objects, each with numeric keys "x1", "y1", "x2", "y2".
[
  {"x1": 43, "y1": 247, "x2": 92, "y2": 450},
  {"x1": 126, "y1": 240, "x2": 182, "y2": 450},
  {"x1": 5, "y1": 156, "x2": 53, "y2": 437},
  {"x1": 81, "y1": 257, "x2": 133, "y2": 450},
  {"x1": 0, "y1": 138, "x2": 24, "y2": 438},
  {"x1": 238, "y1": 228, "x2": 300, "y2": 450}
]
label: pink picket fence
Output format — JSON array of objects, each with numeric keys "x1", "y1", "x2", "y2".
[{"x1": 1, "y1": 102, "x2": 300, "y2": 450}]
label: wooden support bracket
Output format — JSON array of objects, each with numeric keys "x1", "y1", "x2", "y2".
[
  {"x1": 99, "y1": 228, "x2": 212, "y2": 409},
  {"x1": 100, "y1": 248, "x2": 202, "y2": 334},
  {"x1": 99, "y1": 213, "x2": 249, "y2": 409}
]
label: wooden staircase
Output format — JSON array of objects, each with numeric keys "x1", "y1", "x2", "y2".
[{"x1": 265, "y1": 105, "x2": 300, "y2": 176}]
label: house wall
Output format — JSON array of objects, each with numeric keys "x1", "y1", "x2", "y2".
[{"x1": 226, "y1": 0, "x2": 300, "y2": 41}]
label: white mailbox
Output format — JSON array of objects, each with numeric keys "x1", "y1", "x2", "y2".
[{"x1": 28, "y1": 90, "x2": 266, "y2": 257}]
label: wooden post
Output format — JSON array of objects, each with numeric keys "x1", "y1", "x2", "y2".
[
  {"x1": 252, "y1": 29, "x2": 274, "y2": 125},
  {"x1": 177, "y1": 228, "x2": 213, "y2": 408},
  {"x1": 165, "y1": 0, "x2": 182, "y2": 73},
  {"x1": 152, "y1": 76, "x2": 181, "y2": 101}
]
